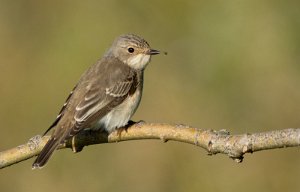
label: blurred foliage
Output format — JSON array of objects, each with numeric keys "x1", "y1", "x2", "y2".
[{"x1": 1, "y1": 0, "x2": 300, "y2": 191}]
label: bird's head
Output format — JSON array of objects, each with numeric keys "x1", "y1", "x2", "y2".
[{"x1": 109, "y1": 34, "x2": 160, "y2": 70}]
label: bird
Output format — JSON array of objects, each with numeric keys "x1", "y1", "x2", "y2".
[{"x1": 32, "y1": 34, "x2": 160, "y2": 169}]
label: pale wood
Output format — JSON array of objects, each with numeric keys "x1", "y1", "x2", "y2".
[{"x1": 1, "y1": 122, "x2": 300, "y2": 169}]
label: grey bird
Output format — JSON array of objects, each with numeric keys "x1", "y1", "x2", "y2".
[{"x1": 32, "y1": 34, "x2": 160, "y2": 169}]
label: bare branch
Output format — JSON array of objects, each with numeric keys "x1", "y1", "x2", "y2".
[{"x1": 1, "y1": 122, "x2": 300, "y2": 169}]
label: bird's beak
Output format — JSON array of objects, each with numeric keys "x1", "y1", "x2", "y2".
[{"x1": 147, "y1": 49, "x2": 160, "y2": 55}]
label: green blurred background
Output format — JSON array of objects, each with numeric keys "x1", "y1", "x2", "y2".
[{"x1": 1, "y1": 0, "x2": 300, "y2": 191}]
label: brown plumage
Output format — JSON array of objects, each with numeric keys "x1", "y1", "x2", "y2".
[{"x1": 32, "y1": 34, "x2": 160, "y2": 169}]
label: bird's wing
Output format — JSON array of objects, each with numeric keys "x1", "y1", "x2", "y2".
[
  {"x1": 67, "y1": 70, "x2": 136, "y2": 138},
  {"x1": 75, "y1": 73, "x2": 135, "y2": 124}
]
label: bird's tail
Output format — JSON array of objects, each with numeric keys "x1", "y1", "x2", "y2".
[{"x1": 32, "y1": 137, "x2": 60, "y2": 169}]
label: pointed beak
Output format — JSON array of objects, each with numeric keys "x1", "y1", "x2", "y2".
[{"x1": 147, "y1": 49, "x2": 160, "y2": 55}]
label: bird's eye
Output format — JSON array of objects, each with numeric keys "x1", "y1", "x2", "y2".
[{"x1": 128, "y1": 47, "x2": 134, "y2": 53}]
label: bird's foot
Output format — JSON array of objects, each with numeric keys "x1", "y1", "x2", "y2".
[
  {"x1": 116, "y1": 126, "x2": 128, "y2": 139},
  {"x1": 134, "y1": 120, "x2": 145, "y2": 128},
  {"x1": 116, "y1": 120, "x2": 145, "y2": 140}
]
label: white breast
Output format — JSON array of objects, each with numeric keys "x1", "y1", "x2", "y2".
[{"x1": 95, "y1": 86, "x2": 143, "y2": 133}]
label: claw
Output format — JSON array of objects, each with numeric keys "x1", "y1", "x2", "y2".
[
  {"x1": 134, "y1": 120, "x2": 145, "y2": 128},
  {"x1": 116, "y1": 126, "x2": 129, "y2": 141}
]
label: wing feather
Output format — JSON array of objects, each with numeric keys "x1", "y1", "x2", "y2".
[
  {"x1": 74, "y1": 75, "x2": 135, "y2": 126},
  {"x1": 67, "y1": 67, "x2": 137, "y2": 138}
]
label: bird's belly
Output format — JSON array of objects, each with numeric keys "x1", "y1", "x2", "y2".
[{"x1": 95, "y1": 89, "x2": 142, "y2": 133}]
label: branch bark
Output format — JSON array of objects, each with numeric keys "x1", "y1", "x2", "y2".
[{"x1": 1, "y1": 122, "x2": 300, "y2": 169}]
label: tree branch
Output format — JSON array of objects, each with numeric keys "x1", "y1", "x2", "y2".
[{"x1": 1, "y1": 122, "x2": 300, "y2": 169}]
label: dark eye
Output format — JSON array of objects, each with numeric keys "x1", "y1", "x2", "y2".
[{"x1": 128, "y1": 47, "x2": 134, "y2": 53}]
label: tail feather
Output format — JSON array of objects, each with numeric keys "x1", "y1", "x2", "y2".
[{"x1": 32, "y1": 137, "x2": 60, "y2": 169}]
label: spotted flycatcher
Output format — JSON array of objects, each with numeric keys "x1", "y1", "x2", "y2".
[{"x1": 32, "y1": 34, "x2": 160, "y2": 168}]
